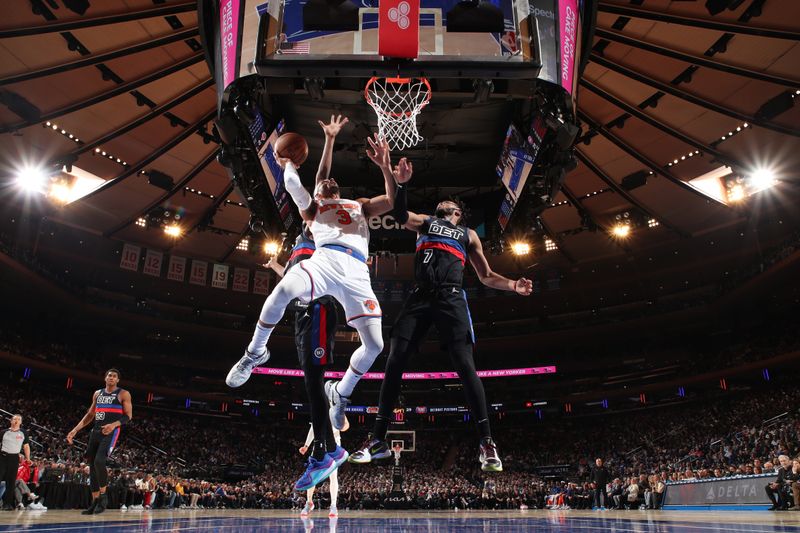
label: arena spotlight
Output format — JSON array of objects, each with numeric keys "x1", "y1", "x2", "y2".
[
  {"x1": 511, "y1": 242, "x2": 531, "y2": 255},
  {"x1": 748, "y1": 168, "x2": 777, "y2": 192},
  {"x1": 611, "y1": 223, "x2": 631, "y2": 238},
  {"x1": 48, "y1": 183, "x2": 73, "y2": 204},
  {"x1": 164, "y1": 225, "x2": 183, "y2": 238},
  {"x1": 727, "y1": 183, "x2": 746, "y2": 203},
  {"x1": 14, "y1": 165, "x2": 49, "y2": 194},
  {"x1": 263, "y1": 241, "x2": 280, "y2": 255}
]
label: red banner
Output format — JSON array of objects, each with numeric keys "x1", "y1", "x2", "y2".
[
  {"x1": 167, "y1": 256, "x2": 186, "y2": 282},
  {"x1": 378, "y1": 0, "x2": 419, "y2": 59},
  {"x1": 253, "y1": 270, "x2": 270, "y2": 295},
  {"x1": 142, "y1": 250, "x2": 163, "y2": 277},
  {"x1": 119, "y1": 244, "x2": 140, "y2": 271},
  {"x1": 189, "y1": 260, "x2": 208, "y2": 286},
  {"x1": 232, "y1": 267, "x2": 250, "y2": 292}
]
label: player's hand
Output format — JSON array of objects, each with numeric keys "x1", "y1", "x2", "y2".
[
  {"x1": 101, "y1": 423, "x2": 117, "y2": 435},
  {"x1": 366, "y1": 134, "x2": 391, "y2": 169},
  {"x1": 273, "y1": 151, "x2": 294, "y2": 170},
  {"x1": 66, "y1": 430, "x2": 76, "y2": 445},
  {"x1": 299, "y1": 446, "x2": 308, "y2": 455},
  {"x1": 264, "y1": 257, "x2": 276, "y2": 270},
  {"x1": 318, "y1": 114, "x2": 348, "y2": 138},
  {"x1": 393, "y1": 157, "x2": 413, "y2": 184},
  {"x1": 514, "y1": 277, "x2": 533, "y2": 296}
]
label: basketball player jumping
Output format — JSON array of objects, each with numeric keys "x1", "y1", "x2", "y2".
[
  {"x1": 261, "y1": 225, "x2": 343, "y2": 491},
  {"x1": 226, "y1": 115, "x2": 410, "y2": 488},
  {"x1": 298, "y1": 415, "x2": 349, "y2": 517},
  {"x1": 66, "y1": 369, "x2": 132, "y2": 514},
  {"x1": 350, "y1": 173, "x2": 532, "y2": 472}
]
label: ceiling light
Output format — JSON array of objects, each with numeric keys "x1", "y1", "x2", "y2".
[
  {"x1": 748, "y1": 168, "x2": 776, "y2": 191},
  {"x1": 263, "y1": 241, "x2": 280, "y2": 255},
  {"x1": 544, "y1": 238, "x2": 557, "y2": 252},
  {"x1": 727, "y1": 184, "x2": 745, "y2": 203},
  {"x1": 611, "y1": 224, "x2": 631, "y2": 238},
  {"x1": 15, "y1": 165, "x2": 49, "y2": 194},
  {"x1": 136, "y1": 217, "x2": 147, "y2": 228},
  {"x1": 511, "y1": 242, "x2": 531, "y2": 255},
  {"x1": 164, "y1": 225, "x2": 182, "y2": 238}
]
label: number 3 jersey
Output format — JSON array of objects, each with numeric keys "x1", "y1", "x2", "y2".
[
  {"x1": 415, "y1": 217, "x2": 470, "y2": 289},
  {"x1": 311, "y1": 198, "x2": 370, "y2": 259}
]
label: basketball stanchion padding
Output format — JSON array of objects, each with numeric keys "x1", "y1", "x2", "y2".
[
  {"x1": 365, "y1": 77, "x2": 431, "y2": 151},
  {"x1": 274, "y1": 132, "x2": 309, "y2": 166},
  {"x1": 378, "y1": 0, "x2": 420, "y2": 59}
]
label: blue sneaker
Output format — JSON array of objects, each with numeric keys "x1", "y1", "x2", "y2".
[
  {"x1": 294, "y1": 455, "x2": 337, "y2": 491},
  {"x1": 326, "y1": 445, "x2": 349, "y2": 469}
]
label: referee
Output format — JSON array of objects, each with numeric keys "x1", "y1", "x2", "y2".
[{"x1": 1, "y1": 414, "x2": 31, "y2": 511}]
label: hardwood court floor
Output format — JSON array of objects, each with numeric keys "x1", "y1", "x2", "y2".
[{"x1": 0, "y1": 508, "x2": 798, "y2": 532}]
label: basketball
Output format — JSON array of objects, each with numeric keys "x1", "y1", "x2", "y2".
[{"x1": 275, "y1": 132, "x2": 309, "y2": 167}]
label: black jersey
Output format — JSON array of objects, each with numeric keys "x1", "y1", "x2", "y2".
[
  {"x1": 414, "y1": 217, "x2": 470, "y2": 288},
  {"x1": 94, "y1": 388, "x2": 125, "y2": 428},
  {"x1": 285, "y1": 231, "x2": 316, "y2": 273}
]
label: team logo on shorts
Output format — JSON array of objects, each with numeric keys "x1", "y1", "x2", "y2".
[
  {"x1": 364, "y1": 299, "x2": 378, "y2": 311},
  {"x1": 314, "y1": 347, "x2": 326, "y2": 359}
]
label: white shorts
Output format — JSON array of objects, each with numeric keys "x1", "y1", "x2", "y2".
[{"x1": 295, "y1": 247, "x2": 382, "y2": 324}]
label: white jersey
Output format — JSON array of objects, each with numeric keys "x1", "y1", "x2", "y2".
[{"x1": 310, "y1": 198, "x2": 370, "y2": 259}]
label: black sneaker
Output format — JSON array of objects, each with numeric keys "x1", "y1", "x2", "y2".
[
  {"x1": 93, "y1": 494, "x2": 108, "y2": 515},
  {"x1": 479, "y1": 438, "x2": 503, "y2": 472},
  {"x1": 81, "y1": 498, "x2": 99, "y2": 515},
  {"x1": 348, "y1": 435, "x2": 391, "y2": 464}
]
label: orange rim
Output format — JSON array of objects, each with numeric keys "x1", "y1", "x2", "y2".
[{"x1": 364, "y1": 76, "x2": 431, "y2": 118}]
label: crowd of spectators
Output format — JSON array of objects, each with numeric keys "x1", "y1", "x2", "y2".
[{"x1": 1, "y1": 374, "x2": 798, "y2": 512}]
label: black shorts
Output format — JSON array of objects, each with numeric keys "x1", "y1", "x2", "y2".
[
  {"x1": 294, "y1": 296, "x2": 339, "y2": 368},
  {"x1": 86, "y1": 428, "x2": 119, "y2": 460},
  {"x1": 391, "y1": 286, "x2": 475, "y2": 349}
]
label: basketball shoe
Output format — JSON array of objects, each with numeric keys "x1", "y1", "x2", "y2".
[
  {"x1": 324, "y1": 381, "x2": 350, "y2": 430},
  {"x1": 226, "y1": 348, "x2": 269, "y2": 387},
  {"x1": 300, "y1": 500, "x2": 314, "y2": 516},
  {"x1": 295, "y1": 454, "x2": 338, "y2": 492},
  {"x1": 479, "y1": 437, "x2": 503, "y2": 472},
  {"x1": 348, "y1": 435, "x2": 391, "y2": 464}
]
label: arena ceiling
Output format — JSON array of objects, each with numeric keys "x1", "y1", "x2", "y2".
[{"x1": 0, "y1": 0, "x2": 798, "y2": 268}]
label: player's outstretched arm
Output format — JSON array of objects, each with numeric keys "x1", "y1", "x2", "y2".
[
  {"x1": 388, "y1": 156, "x2": 426, "y2": 231},
  {"x1": 264, "y1": 256, "x2": 286, "y2": 278},
  {"x1": 275, "y1": 156, "x2": 317, "y2": 221},
  {"x1": 316, "y1": 114, "x2": 348, "y2": 185},
  {"x1": 360, "y1": 135, "x2": 397, "y2": 217},
  {"x1": 467, "y1": 229, "x2": 533, "y2": 295}
]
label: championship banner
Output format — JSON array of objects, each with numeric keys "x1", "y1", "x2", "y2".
[
  {"x1": 232, "y1": 267, "x2": 250, "y2": 292},
  {"x1": 189, "y1": 260, "x2": 208, "y2": 286},
  {"x1": 167, "y1": 255, "x2": 186, "y2": 282},
  {"x1": 142, "y1": 249, "x2": 163, "y2": 277},
  {"x1": 212, "y1": 264, "x2": 229, "y2": 289},
  {"x1": 253, "y1": 270, "x2": 270, "y2": 295},
  {"x1": 119, "y1": 243, "x2": 140, "y2": 271}
]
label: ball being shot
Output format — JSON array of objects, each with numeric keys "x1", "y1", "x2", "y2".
[
  {"x1": 0, "y1": 0, "x2": 798, "y2": 532},
  {"x1": 274, "y1": 132, "x2": 309, "y2": 168}
]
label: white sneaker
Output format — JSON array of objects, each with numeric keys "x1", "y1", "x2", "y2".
[
  {"x1": 324, "y1": 381, "x2": 350, "y2": 430},
  {"x1": 300, "y1": 501, "x2": 314, "y2": 516},
  {"x1": 328, "y1": 505, "x2": 338, "y2": 517},
  {"x1": 226, "y1": 348, "x2": 270, "y2": 387},
  {"x1": 120, "y1": 505, "x2": 127, "y2": 511}
]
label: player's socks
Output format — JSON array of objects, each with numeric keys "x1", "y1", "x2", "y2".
[{"x1": 247, "y1": 322, "x2": 274, "y2": 355}]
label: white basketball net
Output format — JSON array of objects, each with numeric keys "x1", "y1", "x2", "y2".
[{"x1": 365, "y1": 77, "x2": 431, "y2": 151}]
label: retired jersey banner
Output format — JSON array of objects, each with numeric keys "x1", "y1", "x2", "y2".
[
  {"x1": 212, "y1": 264, "x2": 229, "y2": 289},
  {"x1": 189, "y1": 260, "x2": 208, "y2": 286},
  {"x1": 167, "y1": 255, "x2": 186, "y2": 282},
  {"x1": 253, "y1": 270, "x2": 270, "y2": 295},
  {"x1": 142, "y1": 249, "x2": 163, "y2": 277},
  {"x1": 120, "y1": 243, "x2": 140, "y2": 271},
  {"x1": 232, "y1": 267, "x2": 250, "y2": 292}
]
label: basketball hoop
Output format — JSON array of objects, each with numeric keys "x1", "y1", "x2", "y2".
[
  {"x1": 365, "y1": 77, "x2": 431, "y2": 151},
  {"x1": 392, "y1": 444, "x2": 403, "y2": 464}
]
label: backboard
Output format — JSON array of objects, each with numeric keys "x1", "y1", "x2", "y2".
[{"x1": 253, "y1": 0, "x2": 542, "y2": 79}]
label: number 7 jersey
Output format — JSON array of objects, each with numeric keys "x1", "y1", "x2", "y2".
[
  {"x1": 415, "y1": 217, "x2": 470, "y2": 289},
  {"x1": 311, "y1": 198, "x2": 371, "y2": 259}
]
